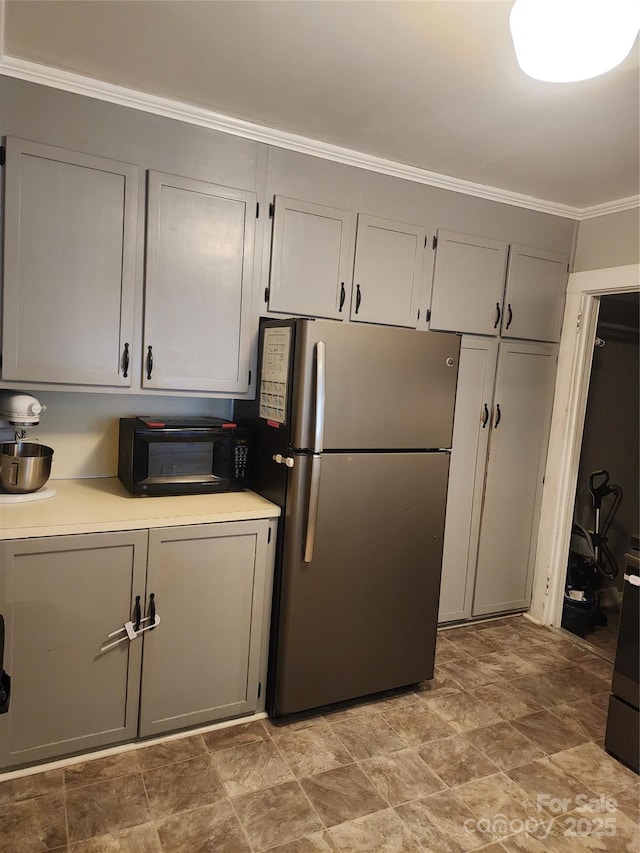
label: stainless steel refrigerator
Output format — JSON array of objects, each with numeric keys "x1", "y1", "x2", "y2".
[{"x1": 236, "y1": 318, "x2": 460, "y2": 716}]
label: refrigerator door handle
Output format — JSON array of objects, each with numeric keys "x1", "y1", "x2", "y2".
[
  {"x1": 304, "y1": 454, "x2": 322, "y2": 563},
  {"x1": 313, "y1": 341, "x2": 326, "y2": 453}
]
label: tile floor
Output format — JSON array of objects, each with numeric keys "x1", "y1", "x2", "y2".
[{"x1": 1, "y1": 615, "x2": 638, "y2": 852}]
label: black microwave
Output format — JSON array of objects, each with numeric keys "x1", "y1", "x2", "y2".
[{"x1": 117, "y1": 417, "x2": 250, "y2": 496}]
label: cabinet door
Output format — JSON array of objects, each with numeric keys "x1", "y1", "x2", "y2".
[
  {"x1": 2, "y1": 137, "x2": 138, "y2": 386},
  {"x1": 472, "y1": 341, "x2": 556, "y2": 616},
  {"x1": 429, "y1": 230, "x2": 508, "y2": 335},
  {"x1": 502, "y1": 245, "x2": 569, "y2": 342},
  {"x1": 438, "y1": 337, "x2": 498, "y2": 624},
  {"x1": 143, "y1": 171, "x2": 256, "y2": 393},
  {"x1": 0, "y1": 531, "x2": 147, "y2": 769},
  {"x1": 351, "y1": 215, "x2": 425, "y2": 328},
  {"x1": 268, "y1": 196, "x2": 353, "y2": 319},
  {"x1": 139, "y1": 521, "x2": 269, "y2": 737}
]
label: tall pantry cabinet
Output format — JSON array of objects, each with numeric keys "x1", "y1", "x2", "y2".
[
  {"x1": 438, "y1": 336, "x2": 557, "y2": 622},
  {"x1": 431, "y1": 228, "x2": 565, "y2": 623}
]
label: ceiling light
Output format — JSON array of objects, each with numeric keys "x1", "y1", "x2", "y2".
[{"x1": 510, "y1": 0, "x2": 640, "y2": 82}]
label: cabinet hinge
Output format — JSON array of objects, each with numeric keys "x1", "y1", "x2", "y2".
[
  {"x1": 426, "y1": 308, "x2": 431, "y2": 322},
  {"x1": 269, "y1": 202, "x2": 274, "y2": 219},
  {"x1": 576, "y1": 311, "x2": 582, "y2": 333},
  {"x1": 264, "y1": 286, "x2": 270, "y2": 304},
  {"x1": 256, "y1": 202, "x2": 260, "y2": 218},
  {"x1": 257, "y1": 681, "x2": 262, "y2": 699},
  {"x1": 0, "y1": 146, "x2": 5, "y2": 167},
  {"x1": 432, "y1": 235, "x2": 438, "y2": 250}
]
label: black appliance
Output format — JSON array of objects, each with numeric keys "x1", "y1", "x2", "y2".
[
  {"x1": 117, "y1": 416, "x2": 250, "y2": 496},
  {"x1": 604, "y1": 537, "x2": 639, "y2": 774}
]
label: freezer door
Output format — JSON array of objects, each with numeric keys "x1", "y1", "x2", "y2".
[
  {"x1": 291, "y1": 320, "x2": 460, "y2": 451},
  {"x1": 271, "y1": 450, "x2": 449, "y2": 716}
]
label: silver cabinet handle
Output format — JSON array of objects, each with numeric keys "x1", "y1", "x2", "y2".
[
  {"x1": 313, "y1": 341, "x2": 326, "y2": 453},
  {"x1": 304, "y1": 454, "x2": 322, "y2": 563}
]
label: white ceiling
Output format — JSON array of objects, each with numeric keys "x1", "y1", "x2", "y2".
[{"x1": 2, "y1": 0, "x2": 639, "y2": 214}]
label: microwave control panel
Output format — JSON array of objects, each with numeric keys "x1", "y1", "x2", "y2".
[{"x1": 234, "y1": 439, "x2": 250, "y2": 481}]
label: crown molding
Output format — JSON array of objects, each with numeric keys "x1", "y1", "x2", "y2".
[
  {"x1": 0, "y1": 54, "x2": 636, "y2": 222},
  {"x1": 576, "y1": 196, "x2": 640, "y2": 221}
]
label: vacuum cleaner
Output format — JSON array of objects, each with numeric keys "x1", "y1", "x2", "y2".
[{"x1": 562, "y1": 470, "x2": 623, "y2": 638}]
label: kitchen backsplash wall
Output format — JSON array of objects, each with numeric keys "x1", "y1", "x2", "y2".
[{"x1": 24, "y1": 391, "x2": 232, "y2": 480}]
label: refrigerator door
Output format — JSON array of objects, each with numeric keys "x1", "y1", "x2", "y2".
[
  {"x1": 290, "y1": 320, "x2": 460, "y2": 451},
  {"x1": 270, "y1": 450, "x2": 449, "y2": 716}
]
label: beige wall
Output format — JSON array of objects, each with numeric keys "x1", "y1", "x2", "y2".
[
  {"x1": 16, "y1": 392, "x2": 231, "y2": 480},
  {"x1": 574, "y1": 209, "x2": 640, "y2": 272}
]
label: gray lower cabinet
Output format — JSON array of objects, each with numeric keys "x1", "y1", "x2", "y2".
[
  {"x1": 0, "y1": 519, "x2": 274, "y2": 769},
  {"x1": 2, "y1": 137, "x2": 138, "y2": 386},
  {"x1": 138, "y1": 521, "x2": 270, "y2": 737},
  {"x1": 0, "y1": 530, "x2": 148, "y2": 768},
  {"x1": 438, "y1": 337, "x2": 556, "y2": 623}
]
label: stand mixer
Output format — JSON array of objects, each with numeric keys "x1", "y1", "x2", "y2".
[{"x1": 0, "y1": 391, "x2": 55, "y2": 502}]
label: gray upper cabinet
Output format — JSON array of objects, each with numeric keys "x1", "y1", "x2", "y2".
[
  {"x1": 0, "y1": 530, "x2": 148, "y2": 768},
  {"x1": 138, "y1": 521, "x2": 269, "y2": 737},
  {"x1": 429, "y1": 230, "x2": 508, "y2": 336},
  {"x1": 350, "y1": 215, "x2": 426, "y2": 328},
  {"x1": 266, "y1": 198, "x2": 426, "y2": 329},
  {"x1": 2, "y1": 137, "x2": 138, "y2": 386},
  {"x1": 143, "y1": 171, "x2": 256, "y2": 393},
  {"x1": 428, "y1": 229, "x2": 568, "y2": 342},
  {"x1": 501, "y1": 245, "x2": 569, "y2": 342},
  {"x1": 267, "y1": 196, "x2": 354, "y2": 319}
]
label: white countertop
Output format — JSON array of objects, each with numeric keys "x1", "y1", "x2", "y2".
[{"x1": 0, "y1": 478, "x2": 280, "y2": 540}]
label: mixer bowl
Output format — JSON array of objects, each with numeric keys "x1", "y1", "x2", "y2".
[{"x1": 0, "y1": 442, "x2": 54, "y2": 493}]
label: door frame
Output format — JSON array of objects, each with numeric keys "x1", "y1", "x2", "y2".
[{"x1": 529, "y1": 263, "x2": 639, "y2": 626}]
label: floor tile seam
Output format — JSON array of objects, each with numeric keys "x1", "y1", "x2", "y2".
[
  {"x1": 61, "y1": 779, "x2": 71, "y2": 852},
  {"x1": 0, "y1": 781, "x2": 65, "y2": 809},
  {"x1": 138, "y1": 764, "x2": 162, "y2": 826},
  {"x1": 496, "y1": 714, "x2": 581, "y2": 763},
  {"x1": 543, "y1": 701, "x2": 605, "y2": 742},
  {"x1": 354, "y1": 746, "x2": 450, "y2": 806},
  {"x1": 375, "y1": 708, "x2": 458, "y2": 754},
  {"x1": 388, "y1": 802, "x2": 453, "y2": 853},
  {"x1": 331, "y1": 805, "x2": 433, "y2": 853},
  {"x1": 224, "y1": 790, "x2": 265, "y2": 853},
  {"x1": 63, "y1": 764, "x2": 145, "y2": 792},
  {"x1": 450, "y1": 769, "x2": 549, "y2": 827},
  {"x1": 266, "y1": 725, "x2": 350, "y2": 782},
  {"x1": 286, "y1": 774, "x2": 334, "y2": 842},
  {"x1": 207, "y1": 732, "x2": 283, "y2": 778},
  {"x1": 438, "y1": 665, "x2": 507, "y2": 691},
  {"x1": 462, "y1": 718, "x2": 550, "y2": 770},
  {"x1": 509, "y1": 748, "x2": 604, "y2": 802}
]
